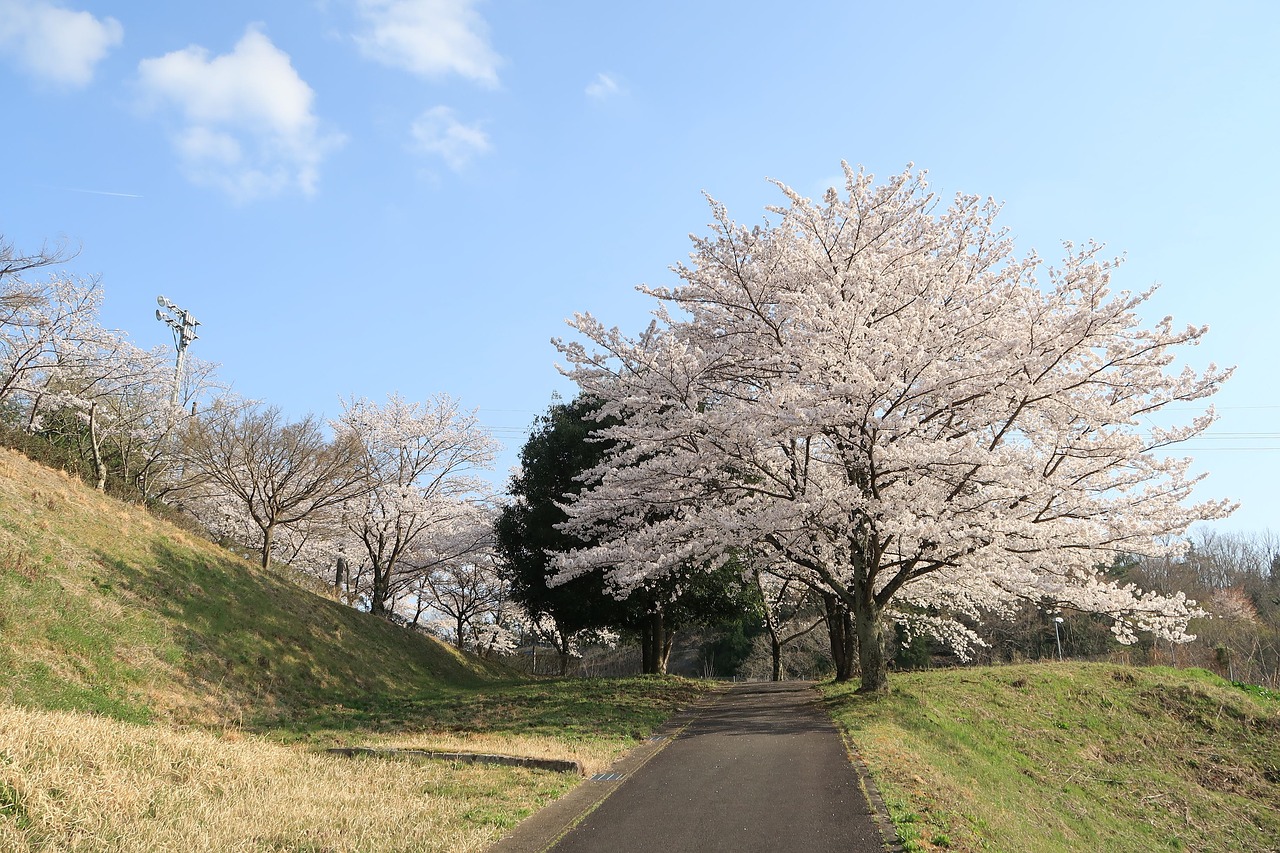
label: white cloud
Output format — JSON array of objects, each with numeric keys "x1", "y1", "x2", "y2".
[
  {"x1": 137, "y1": 26, "x2": 345, "y2": 201},
  {"x1": 410, "y1": 105, "x2": 490, "y2": 171},
  {"x1": 0, "y1": 0, "x2": 122, "y2": 87},
  {"x1": 585, "y1": 72, "x2": 621, "y2": 100},
  {"x1": 353, "y1": 0, "x2": 501, "y2": 87}
]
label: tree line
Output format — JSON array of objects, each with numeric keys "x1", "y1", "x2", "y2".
[{"x1": 5, "y1": 162, "x2": 1260, "y2": 691}]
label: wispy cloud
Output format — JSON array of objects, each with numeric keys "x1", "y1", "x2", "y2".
[
  {"x1": 0, "y1": 0, "x2": 121, "y2": 88},
  {"x1": 585, "y1": 72, "x2": 621, "y2": 100},
  {"x1": 410, "y1": 105, "x2": 490, "y2": 171},
  {"x1": 353, "y1": 0, "x2": 501, "y2": 87},
  {"x1": 136, "y1": 26, "x2": 345, "y2": 202}
]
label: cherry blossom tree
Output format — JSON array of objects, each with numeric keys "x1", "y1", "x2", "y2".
[
  {"x1": 23, "y1": 329, "x2": 195, "y2": 494},
  {"x1": 118, "y1": 355, "x2": 227, "y2": 501},
  {"x1": 2, "y1": 236, "x2": 227, "y2": 497},
  {"x1": 38, "y1": 339, "x2": 166, "y2": 491},
  {"x1": 389, "y1": 518, "x2": 510, "y2": 653},
  {"x1": 334, "y1": 394, "x2": 498, "y2": 616},
  {"x1": 554, "y1": 163, "x2": 1234, "y2": 692},
  {"x1": 0, "y1": 239, "x2": 104, "y2": 415}
]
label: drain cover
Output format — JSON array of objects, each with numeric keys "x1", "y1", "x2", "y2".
[{"x1": 590, "y1": 772, "x2": 625, "y2": 781}]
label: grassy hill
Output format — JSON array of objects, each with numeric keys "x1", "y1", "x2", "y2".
[
  {"x1": 825, "y1": 663, "x2": 1280, "y2": 853},
  {"x1": 0, "y1": 446, "x2": 711, "y2": 851},
  {"x1": 0, "y1": 446, "x2": 507, "y2": 727}
]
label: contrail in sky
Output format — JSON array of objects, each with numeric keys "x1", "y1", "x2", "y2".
[
  {"x1": 63, "y1": 188, "x2": 143, "y2": 198},
  {"x1": 42, "y1": 186, "x2": 143, "y2": 198}
]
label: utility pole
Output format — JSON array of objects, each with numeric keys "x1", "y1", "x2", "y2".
[{"x1": 155, "y1": 296, "x2": 199, "y2": 411}]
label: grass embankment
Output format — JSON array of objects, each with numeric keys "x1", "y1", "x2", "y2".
[
  {"x1": 0, "y1": 447, "x2": 508, "y2": 725},
  {"x1": 824, "y1": 663, "x2": 1280, "y2": 853},
  {"x1": 0, "y1": 447, "x2": 714, "y2": 850}
]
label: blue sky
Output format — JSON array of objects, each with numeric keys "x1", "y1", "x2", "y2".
[{"x1": 3, "y1": 1, "x2": 1278, "y2": 531}]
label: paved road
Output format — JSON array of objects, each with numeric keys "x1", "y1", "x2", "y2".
[{"x1": 547, "y1": 682, "x2": 885, "y2": 852}]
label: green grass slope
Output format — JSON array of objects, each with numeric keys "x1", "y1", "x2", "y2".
[
  {"x1": 0, "y1": 447, "x2": 507, "y2": 727},
  {"x1": 825, "y1": 662, "x2": 1280, "y2": 853}
]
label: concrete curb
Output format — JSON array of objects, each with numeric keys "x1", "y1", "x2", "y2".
[
  {"x1": 845, "y1": 745, "x2": 906, "y2": 853},
  {"x1": 484, "y1": 687, "x2": 731, "y2": 853},
  {"x1": 325, "y1": 747, "x2": 582, "y2": 775}
]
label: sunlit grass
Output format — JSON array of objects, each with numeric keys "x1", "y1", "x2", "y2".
[
  {"x1": 293, "y1": 676, "x2": 714, "y2": 777},
  {"x1": 824, "y1": 662, "x2": 1280, "y2": 853},
  {"x1": 0, "y1": 677, "x2": 714, "y2": 852}
]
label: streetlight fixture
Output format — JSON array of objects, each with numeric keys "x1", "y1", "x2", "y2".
[
  {"x1": 1054, "y1": 616, "x2": 1065, "y2": 662},
  {"x1": 155, "y1": 296, "x2": 199, "y2": 411}
]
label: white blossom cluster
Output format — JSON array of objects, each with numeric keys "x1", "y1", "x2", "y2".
[
  {"x1": 553, "y1": 164, "x2": 1232, "y2": 659},
  {"x1": 330, "y1": 393, "x2": 500, "y2": 617}
]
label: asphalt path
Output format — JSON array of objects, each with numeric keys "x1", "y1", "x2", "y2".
[{"x1": 545, "y1": 681, "x2": 886, "y2": 852}]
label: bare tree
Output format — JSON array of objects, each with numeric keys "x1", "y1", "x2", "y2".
[{"x1": 180, "y1": 400, "x2": 369, "y2": 569}]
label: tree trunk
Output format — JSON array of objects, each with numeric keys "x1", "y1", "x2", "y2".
[
  {"x1": 824, "y1": 593, "x2": 856, "y2": 682},
  {"x1": 88, "y1": 401, "x2": 107, "y2": 492},
  {"x1": 552, "y1": 618, "x2": 573, "y2": 676},
  {"x1": 334, "y1": 554, "x2": 349, "y2": 598},
  {"x1": 260, "y1": 524, "x2": 275, "y2": 570},
  {"x1": 852, "y1": 591, "x2": 888, "y2": 694},
  {"x1": 771, "y1": 635, "x2": 783, "y2": 682},
  {"x1": 659, "y1": 622, "x2": 673, "y2": 674},
  {"x1": 370, "y1": 564, "x2": 390, "y2": 615},
  {"x1": 640, "y1": 610, "x2": 668, "y2": 675}
]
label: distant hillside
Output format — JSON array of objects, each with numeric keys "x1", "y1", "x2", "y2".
[
  {"x1": 826, "y1": 662, "x2": 1280, "y2": 853},
  {"x1": 0, "y1": 447, "x2": 507, "y2": 727}
]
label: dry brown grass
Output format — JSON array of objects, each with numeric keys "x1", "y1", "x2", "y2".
[{"x1": 0, "y1": 704, "x2": 573, "y2": 852}]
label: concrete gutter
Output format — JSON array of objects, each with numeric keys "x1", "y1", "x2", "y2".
[
  {"x1": 843, "y1": 743, "x2": 907, "y2": 853},
  {"x1": 325, "y1": 746, "x2": 583, "y2": 775}
]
